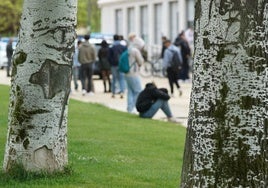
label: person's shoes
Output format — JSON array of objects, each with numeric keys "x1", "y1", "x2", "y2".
[
  {"x1": 82, "y1": 89, "x2": 87, "y2": 96},
  {"x1": 178, "y1": 89, "x2": 183, "y2": 97},
  {"x1": 120, "y1": 93, "x2": 124, "y2": 99},
  {"x1": 111, "y1": 94, "x2": 115, "y2": 98},
  {"x1": 129, "y1": 109, "x2": 138, "y2": 114},
  {"x1": 167, "y1": 117, "x2": 178, "y2": 123},
  {"x1": 88, "y1": 91, "x2": 94, "y2": 96}
]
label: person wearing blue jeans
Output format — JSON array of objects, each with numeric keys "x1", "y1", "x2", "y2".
[
  {"x1": 111, "y1": 66, "x2": 125, "y2": 97},
  {"x1": 136, "y1": 82, "x2": 177, "y2": 122},
  {"x1": 72, "y1": 40, "x2": 81, "y2": 91},
  {"x1": 109, "y1": 34, "x2": 127, "y2": 98},
  {"x1": 125, "y1": 75, "x2": 142, "y2": 112},
  {"x1": 140, "y1": 99, "x2": 172, "y2": 118},
  {"x1": 125, "y1": 34, "x2": 145, "y2": 113}
]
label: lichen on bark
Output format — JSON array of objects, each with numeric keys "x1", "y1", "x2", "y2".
[
  {"x1": 181, "y1": 1, "x2": 268, "y2": 187},
  {"x1": 3, "y1": 0, "x2": 77, "y2": 172}
]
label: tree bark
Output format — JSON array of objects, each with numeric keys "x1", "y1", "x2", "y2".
[
  {"x1": 3, "y1": 0, "x2": 77, "y2": 172},
  {"x1": 181, "y1": 0, "x2": 268, "y2": 187}
]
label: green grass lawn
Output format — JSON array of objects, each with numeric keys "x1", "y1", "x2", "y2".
[{"x1": 0, "y1": 84, "x2": 186, "y2": 188}]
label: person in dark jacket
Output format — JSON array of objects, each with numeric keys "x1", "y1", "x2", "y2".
[
  {"x1": 174, "y1": 31, "x2": 191, "y2": 81},
  {"x1": 6, "y1": 38, "x2": 14, "y2": 77},
  {"x1": 98, "y1": 40, "x2": 111, "y2": 93},
  {"x1": 136, "y1": 82, "x2": 177, "y2": 122},
  {"x1": 160, "y1": 36, "x2": 167, "y2": 58},
  {"x1": 108, "y1": 34, "x2": 127, "y2": 98}
]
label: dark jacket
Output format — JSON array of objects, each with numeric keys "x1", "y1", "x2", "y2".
[
  {"x1": 136, "y1": 83, "x2": 170, "y2": 113},
  {"x1": 108, "y1": 41, "x2": 127, "y2": 66},
  {"x1": 98, "y1": 41, "x2": 110, "y2": 70},
  {"x1": 6, "y1": 42, "x2": 13, "y2": 58},
  {"x1": 174, "y1": 36, "x2": 191, "y2": 64}
]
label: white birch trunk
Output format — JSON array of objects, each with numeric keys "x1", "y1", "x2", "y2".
[
  {"x1": 3, "y1": 0, "x2": 77, "y2": 172},
  {"x1": 181, "y1": 0, "x2": 268, "y2": 187}
]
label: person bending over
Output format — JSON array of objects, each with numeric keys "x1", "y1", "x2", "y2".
[{"x1": 136, "y1": 82, "x2": 177, "y2": 122}]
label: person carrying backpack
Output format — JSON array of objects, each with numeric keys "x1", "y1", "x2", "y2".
[
  {"x1": 163, "y1": 39, "x2": 183, "y2": 97},
  {"x1": 124, "y1": 33, "x2": 144, "y2": 113},
  {"x1": 108, "y1": 34, "x2": 127, "y2": 98}
]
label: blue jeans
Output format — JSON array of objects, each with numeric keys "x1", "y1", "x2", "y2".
[
  {"x1": 140, "y1": 99, "x2": 173, "y2": 118},
  {"x1": 111, "y1": 66, "x2": 125, "y2": 94},
  {"x1": 125, "y1": 75, "x2": 142, "y2": 112}
]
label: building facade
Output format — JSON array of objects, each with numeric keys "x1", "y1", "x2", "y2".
[{"x1": 98, "y1": 0, "x2": 195, "y2": 56}]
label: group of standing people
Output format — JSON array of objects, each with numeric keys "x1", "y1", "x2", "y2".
[
  {"x1": 108, "y1": 33, "x2": 146, "y2": 113},
  {"x1": 73, "y1": 33, "x2": 145, "y2": 114},
  {"x1": 102, "y1": 32, "x2": 147, "y2": 111},
  {"x1": 73, "y1": 35, "x2": 96, "y2": 95},
  {"x1": 72, "y1": 30, "x2": 193, "y2": 122}
]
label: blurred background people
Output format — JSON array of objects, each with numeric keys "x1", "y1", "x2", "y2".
[
  {"x1": 124, "y1": 33, "x2": 144, "y2": 113},
  {"x1": 109, "y1": 34, "x2": 127, "y2": 98},
  {"x1": 73, "y1": 40, "x2": 82, "y2": 91},
  {"x1": 174, "y1": 31, "x2": 191, "y2": 81},
  {"x1": 78, "y1": 34, "x2": 96, "y2": 96},
  {"x1": 98, "y1": 40, "x2": 111, "y2": 93},
  {"x1": 160, "y1": 36, "x2": 167, "y2": 59},
  {"x1": 136, "y1": 82, "x2": 177, "y2": 123},
  {"x1": 163, "y1": 39, "x2": 183, "y2": 97},
  {"x1": 6, "y1": 38, "x2": 13, "y2": 77}
]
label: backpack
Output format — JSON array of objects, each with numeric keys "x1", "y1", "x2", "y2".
[
  {"x1": 119, "y1": 50, "x2": 130, "y2": 73},
  {"x1": 169, "y1": 49, "x2": 182, "y2": 73}
]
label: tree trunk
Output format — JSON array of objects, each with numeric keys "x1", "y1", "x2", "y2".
[
  {"x1": 181, "y1": 1, "x2": 268, "y2": 187},
  {"x1": 3, "y1": 0, "x2": 77, "y2": 172}
]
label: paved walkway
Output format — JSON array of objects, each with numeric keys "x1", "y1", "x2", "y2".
[{"x1": 0, "y1": 69, "x2": 191, "y2": 127}]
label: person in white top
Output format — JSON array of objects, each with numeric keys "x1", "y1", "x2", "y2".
[{"x1": 124, "y1": 33, "x2": 145, "y2": 113}]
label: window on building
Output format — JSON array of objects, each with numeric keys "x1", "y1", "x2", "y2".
[
  {"x1": 115, "y1": 9, "x2": 123, "y2": 35},
  {"x1": 127, "y1": 7, "x2": 135, "y2": 34},
  {"x1": 140, "y1": 5, "x2": 148, "y2": 43},
  {"x1": 169, "y1": 1, "x2": 179, "y2": 42},
  {"x1": 154, "y1": 3, "x2": 162, "y2": 45}
]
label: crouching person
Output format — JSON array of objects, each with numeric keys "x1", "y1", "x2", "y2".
[{"x1": 136, "y1": 82, "x2": 177, "y2": 123}]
